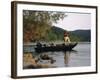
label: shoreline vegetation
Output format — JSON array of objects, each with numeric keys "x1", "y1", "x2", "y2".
[
  {"x1": 23, "y1": 53, "x2": 56, "y2": 69},
  {"x1": 23, "y1": 26, "x2": 91, "y2": 43}
]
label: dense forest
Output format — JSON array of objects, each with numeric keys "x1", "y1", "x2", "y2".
[
  {"x1": 48, "y1": 26, "x2": 91, "y2": 42},
  {"x1": 23, "y1": 10, "x2": 67, "y2": 42},
  {"x1": 23, "y1": 10, "x2": 91, "y2": 43},
  {"x1": 70, "y1": 29, "x2": 91, "y2": 42}
]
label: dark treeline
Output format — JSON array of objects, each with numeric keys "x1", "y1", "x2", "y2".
[{"x1": 45, "y1": 26, "x2": 91, "y2": 42}]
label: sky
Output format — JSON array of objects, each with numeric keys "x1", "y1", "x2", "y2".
[{"x1": 53, "y1": 12, "x2": 91, "y2": 31}]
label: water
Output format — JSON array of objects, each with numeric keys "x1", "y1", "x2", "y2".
[{"x1": 24, "y1": 42, "x2": 91, "y2": 68}]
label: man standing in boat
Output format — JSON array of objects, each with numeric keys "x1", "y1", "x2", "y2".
[{"x1": 64, "y1": 31, "x2": 71, "y2": 44}]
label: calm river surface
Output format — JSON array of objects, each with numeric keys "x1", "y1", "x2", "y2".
[{"x1": 24, "y1": 42, "x2": 91, "y2": 68}]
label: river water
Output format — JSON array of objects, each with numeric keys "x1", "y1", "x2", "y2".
[{"x1": 23, "y1": 42, "x2": 91, "y2": 68}]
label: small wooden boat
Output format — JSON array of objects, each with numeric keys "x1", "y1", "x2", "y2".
[{"x1": 35, "y1": 42, "x2": 78, "y2": 53}]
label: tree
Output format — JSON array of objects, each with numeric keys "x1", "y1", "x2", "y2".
[{"x1": 23, "y1": 10, "x2": 67, "y2": 42}]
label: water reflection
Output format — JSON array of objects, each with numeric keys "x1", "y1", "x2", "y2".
[
  {"x1": 64, "y1": 51, "x2": 70, "y2": 66},
  {"x1": 63, "y1": 50, "x2": 77, "y2": 67},
  {"x1": 39, "y1": 53, "x2": 56, "y2": 64},
  {"x1": 24, "y1": 43, "x2": 90, "y2": 68},
  {"x1": 35, "y1": 50, "x2": 78, "y2": 68}
]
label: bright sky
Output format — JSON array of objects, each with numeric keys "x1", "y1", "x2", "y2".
[{"x1": 53, "y1": 13, "x2": 91, "y2": 31}]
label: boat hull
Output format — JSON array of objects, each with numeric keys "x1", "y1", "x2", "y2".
[{"x1": 35, "y1": 43, "x2": 77, "y2": 53}]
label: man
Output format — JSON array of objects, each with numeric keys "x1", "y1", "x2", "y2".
[{"x1": 64, "y1": 31, "x2": 71, "y2": 44}]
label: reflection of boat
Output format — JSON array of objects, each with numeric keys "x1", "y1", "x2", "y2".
[{"x1": 35, "y1": 42, "x2": 78, "y2": 53}]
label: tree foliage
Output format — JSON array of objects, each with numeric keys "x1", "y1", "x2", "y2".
[
  {"x1": 49, "y1": 26, "x2": 91, "y2": 42},
  {"x1": 23, "y1": 10, "x2": 67, "y2": 42}
]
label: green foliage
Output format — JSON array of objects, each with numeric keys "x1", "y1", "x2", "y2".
[
  {"x1": 46, "y1": 30, "x2": 57, "y2": 41},
  {"x1": 70, "y1": 33, "x2": 82, "y2": 42},
  {"x1": 46, "y1": 26, "x2": 91, "y2": 42},
  {"x1": 23, "y1": 10, "x2": 67, "y2": 42},
  {"x1": 70, "y1": 30, "x2": 91, "y2": 42},
  {"x1": 45, "y1": 26, "x2": 65, "y2": 41}
]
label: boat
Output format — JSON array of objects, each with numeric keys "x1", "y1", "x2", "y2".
[{"x1": 35, "y1": 42, "x2": 78, "y2": 53}]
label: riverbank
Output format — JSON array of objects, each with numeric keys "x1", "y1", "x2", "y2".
[{"x1": 23, "y1": 53, "x2": 56, "y2": 69}]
